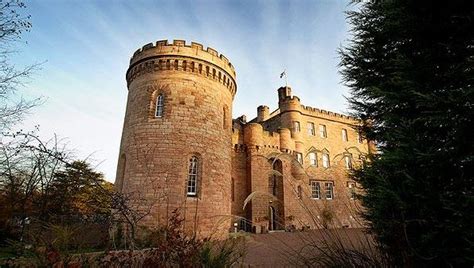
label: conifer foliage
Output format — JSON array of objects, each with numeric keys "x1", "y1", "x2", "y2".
[{"x1": 340, "y1": 0, "x2": 473, "y2": 266}]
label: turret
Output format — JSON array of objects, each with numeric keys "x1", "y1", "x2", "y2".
[
  {"x1": 277, "y1": 86, "x2": 302, "y2": 140},
  {"x1": 116, "y1": 39, "x2": 236, "y2": 238},
  {"x1": 256, "y1": 105, "x2": 269, "y2": 122},
  {"x1": 278, "y1": 86, "x2": 292, "y2": 101}
]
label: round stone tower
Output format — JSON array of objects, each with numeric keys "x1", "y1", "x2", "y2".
[{"x1": 115, "y1": 40, "x2": 236, "y2": 237}]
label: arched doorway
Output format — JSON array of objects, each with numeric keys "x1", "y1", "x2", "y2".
[
  {"x1": 268, "y1": 158, "x2": 285, "y2": 231},
  {"x1": 269, "y1": 206, "x2": 277, "y2": 231}
]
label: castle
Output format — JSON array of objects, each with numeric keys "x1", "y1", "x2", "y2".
[{"x1": 115, "y1": 40, "x2": 372, "y2": 237}]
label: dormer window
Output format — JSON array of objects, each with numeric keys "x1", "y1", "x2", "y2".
[
  {"x1": 309, "y1": 152, "x2": 317, "y2": 166},
  {"x1": 322, "y1": 153, "x2": 330, "y2": 168},
  {"x1": 344, "y1": 155, "x2": 353, "y2": 169}
]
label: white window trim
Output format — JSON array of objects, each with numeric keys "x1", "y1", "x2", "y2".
[
  {"x1": 187, "y1": 156, "x2": 198, "y2": 196},
  {"x1": 310, "y1": 181, "x2": 321, "y2": 199},
  {"x1": 325, "y1": 182, "x2": 334, "y2": 200},
  {"x1": 322, "y1": 153, "x2": 330, "y2": 168},
  {"x1": 309, "y1": 152, "x2": 317, "y2": 166},
  {"x1": 296, "y1": 152, "x2": 303, "y2": 165}
]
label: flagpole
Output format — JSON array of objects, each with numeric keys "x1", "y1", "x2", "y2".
[{"x1": 280, "y1": 69, "x2": 288, "y2": 87}]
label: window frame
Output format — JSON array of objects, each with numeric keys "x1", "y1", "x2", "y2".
[
  {"x1": 347, "y1": 181, "x2": 356, "y2": 200},
  {"x1": 293, "y1": 121, "x2": 301, "y2": 133},
  {"x1": 344, "y1": 155, "x2": 353, "y2": 170},
  {"x1": 296, "y1": 152, "x2": 303, "y2": 165},
  {"x1": 307, "y1": 122, "x2": 315, "y2": 136},
  {"x1": 322, "y1": 153, "x2": 330, "y2": 168},
  {"x1": 310, "y1": 181, "x2": 321, "y2": 199},
  {"x1": 155, "y1": 94, "x2": 164, "y2": 118},
  {"x1": 342, "y1": 128, "x2": 348, "y2": 142},
  {"x1": 319, "y1": 124, "x2": 327, "y2": 138},
  {"x1": 187, "y1": 156, "x2": 199, "y2": 197},
  {"x1": 309, "y1": 152, "x2": 317, "y2": 166},
  {"x1": 324, "y1": 181, "x2": 334, "y2": 200}
]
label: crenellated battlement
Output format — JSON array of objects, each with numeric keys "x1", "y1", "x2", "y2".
[
  {"x1": 127, "y1": 39, "x2": 237, "y2": 96},
  {"x1": 130, "y1": 39, "x2": 235, "y2": 76},
  {"x1": 300, "y1": 104, "x2": 357, "y2": 122},
  {"x1": 280, "y1": 95, "x2": 301, "y2": 102}
]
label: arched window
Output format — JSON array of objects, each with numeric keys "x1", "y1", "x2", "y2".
[
  {"x1": 270, "y1": 158, "x2": 283, "y2": 197},
  {"x1": 155, "y1": 94, "x2": 164, "y2": 117},
  {"x1": 187, "y1": 156, "x2": 199, "y2": 196}
]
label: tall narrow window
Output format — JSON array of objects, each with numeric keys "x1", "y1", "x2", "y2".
[
  {"x1": 322, "y1": 153, "x2": 330, "y2": 168},
  {"x1": 342, "y1": 128, "x2": 348, "y2": 141},
  {"x1": 344, "y1": 155, "x2": 352, "y2": 170},
  {"x1": 272, "y1": 176, "x2": 277, "y2": 196},
  {"x1": 231, "y1": 177, "x2": 235, "y2": 201},
  {"x1": 307, "y1": 122, "x2": 315, "y2": 136},
  {"x1": 325, "y1": 182, "x2": 334, "y2": 200},
  {"x1": 155, "y1": 94, "x2": 164, "y2": 117},
  {"x1": 118, "y1": 154, "x2": 126, "y2": 192},
  {"x1": 309, "y1": 152, "x2": 317, "y2": 166},
  {"x1": 348, "y1": 181, "x2": 356, "y2": 200},
  {"x1": 223, "y1": 106, "x2": 228, "y2": 129},
  {"x1": 319, "y1": 124, "x2": 327, "y2": 138},
  {"x1": 293, "y1": 121, "x2": 301, "y2": 132},
  {"x1": 311, "y1": 181, "x2": 321, "y2": 199},
  {"x1": 297, "y1": 185, "x2": 302, "y2": 199},
  {"x1": 296, "y1": 152, "x2": 303, "y2": 165},
  {"x1": 187, "y1": 156, "x2": 199, "y2": 196}
]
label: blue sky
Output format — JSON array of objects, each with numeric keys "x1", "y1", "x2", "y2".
[{"x1": 16, "y1": 0, "x2": 353, "y2": 181}]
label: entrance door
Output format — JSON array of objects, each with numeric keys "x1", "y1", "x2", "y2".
[{"x1": 269, "y1": 206, "x2": 276, "y2": 231}]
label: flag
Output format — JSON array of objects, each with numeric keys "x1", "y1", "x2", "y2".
[{"x1": 280, "y1": 71, "x2": 286, "y2": 78}]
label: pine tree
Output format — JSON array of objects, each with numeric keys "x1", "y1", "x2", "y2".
[{"x1": 340, "y1": 0, "x2": 474, "y2": 266}]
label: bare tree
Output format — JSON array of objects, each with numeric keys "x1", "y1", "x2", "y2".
[{"x1": 0, "y1": 0, "x2": 41, "y2": 130}]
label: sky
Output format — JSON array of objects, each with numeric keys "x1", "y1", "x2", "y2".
[{"x1": 15, "y1": 0, "x2": 354, "y2": 182}]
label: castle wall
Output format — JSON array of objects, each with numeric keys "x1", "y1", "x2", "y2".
[{"x1": 230, "y1": 87, "x2": 370, "y2": 232}]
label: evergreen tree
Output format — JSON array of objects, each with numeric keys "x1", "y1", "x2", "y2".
[{"x1": 340, "y1": 0, "x2": 474, "y2": 266}]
